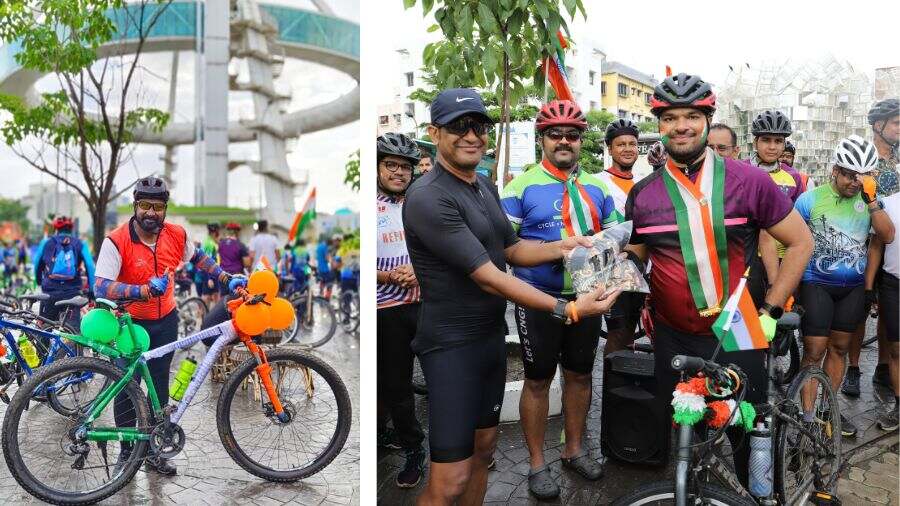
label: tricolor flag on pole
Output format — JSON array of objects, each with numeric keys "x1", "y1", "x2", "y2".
[
  {"x1": 287, "y1": 187, "x2": 316, "y2": 244},
  {"x1": 711, "y1": 270, "x2": 768, "y2": 352},
  {"x1": 542, "y1": 31, "x2": 575, "y2": 102}
]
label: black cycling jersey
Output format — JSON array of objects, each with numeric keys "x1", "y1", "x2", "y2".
[{"x1": 403, "y1": 161, "x2": 519, "y2": 353}]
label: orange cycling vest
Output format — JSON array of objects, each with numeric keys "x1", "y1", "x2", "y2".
[{"x1": 108, "y1": 219, "x2": 187, "y2": 321}]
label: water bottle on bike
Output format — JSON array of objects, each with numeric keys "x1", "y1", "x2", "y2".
[{"x1": 749, "y1": 422, "x2": 774, "y2": 498}]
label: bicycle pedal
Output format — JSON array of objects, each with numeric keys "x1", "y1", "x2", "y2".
[{"x1": 810, "y1": 491, "x2": 841, "y2": 505}]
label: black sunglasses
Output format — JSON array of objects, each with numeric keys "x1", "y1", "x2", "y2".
[
  {"x1": 440, "y1": 116, "x2": 492, "y2": 137},
  {"x1": 544, "y1": 130, "x2": 583, "y2": 142}
]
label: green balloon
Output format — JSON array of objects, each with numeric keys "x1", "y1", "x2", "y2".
[
  {"x1": 80, "y1": 309, "x2": 119, "y2": 344},
  {"x1": 116, "y1": 323, "x2": 150, "y2": 355}
]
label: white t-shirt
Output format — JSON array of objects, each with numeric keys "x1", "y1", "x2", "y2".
[
  {"x1": 248, "y1": 233, "x2": 280, "y2": 268},
  {"x1": 882, "y1": 193, "x2": 900, "y2": 278}
]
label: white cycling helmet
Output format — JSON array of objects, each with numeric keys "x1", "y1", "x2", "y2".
[{"x1": 832, "y1": 135, "x2": 878, "y2": 173}]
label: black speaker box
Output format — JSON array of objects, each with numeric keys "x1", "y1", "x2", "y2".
[{"x1": 600, "y1": 350, "x2": 669, "y2": 466}]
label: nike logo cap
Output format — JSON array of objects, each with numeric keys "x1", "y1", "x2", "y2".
[{"x1": 430, "y1": 88, "x2": 492, "y2": 126}]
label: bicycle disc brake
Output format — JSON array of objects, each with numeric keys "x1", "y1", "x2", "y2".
[{"x1": 149, "y1": 423, "x2": 185, "y2": 459}]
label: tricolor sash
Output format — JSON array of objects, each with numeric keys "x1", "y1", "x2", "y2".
[
  {"x1": 542, "y1": 159, "x2": 601, "y2": 236},
  {"x1": 661, "y1": 149, "x2": 729, "y2": 316}
]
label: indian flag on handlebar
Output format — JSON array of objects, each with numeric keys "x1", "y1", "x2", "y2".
[{"x1": 711, "y1": 270, "x2": 768, "y2": 352}]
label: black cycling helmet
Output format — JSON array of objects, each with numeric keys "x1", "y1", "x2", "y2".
[
  {"x1": 868, "y1": 98, "x2": 899, "y2": 125},
  {"x1": 133, "y1": 176, "x2": 170, "y2": 202},
  {"x1": 377, "y1": 133, "x2": 421, "y2": 164},
  {"x1": 649, "y1": 73, "x2": 717, "y2": 117},
  {"x1": 751, "y1": 110, "x2": 792, "y2": 137},
  {"x1": 783, "y1": 140, "x2": 796, "y2": 154},
  {"x1": 605, "y1": 119, "x2": 640, "y2": 144},
  {"x1": 207, "y1": 222, "x2": 220, "y2": 233}
]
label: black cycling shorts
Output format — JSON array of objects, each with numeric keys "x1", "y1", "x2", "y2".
[
  {"x1": 418, "y1": 336, "x2": 506, "y2": 463},
  {"x1": 514, "y1": 303, "x2": 601, "y2": 380},
  {"x1": 880, "y1": 273, "x2": 899, "y2": 343},
  {"x1": 604, "y1": 291, "x2": 644, "y2": 332},
  {"x1": 798, "y1": 283, "x2": 865, "y2": 336}
]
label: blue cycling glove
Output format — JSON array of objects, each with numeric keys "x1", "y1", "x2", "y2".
[
  {"x1": 148, "y1": 273, "x2": 170, "y2": 297},
  {"x1": 227, "y1": 274, "x2": 248, "y2": 293}
]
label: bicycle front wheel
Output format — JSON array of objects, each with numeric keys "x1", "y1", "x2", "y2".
[
  {"x1": 775, "y1": 365, "x2": 842, "y2": 505},
  {"x1": 1, "y1": 356, "x2": 150, "y2": 505},
  {"x1": 217, "y1": 349, "x2": 352, "y2": 482},
  {"x1": 610, "y1": 480, "x2": 756, "y2": 506}
]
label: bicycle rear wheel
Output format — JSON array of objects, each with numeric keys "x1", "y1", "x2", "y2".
[
  {"x1": 286, "y1": 295, "x2": 336, "y2": 347},
  {"x1": 775, "y1": 365, "x2": 842, "y2": 505},
  {"x1": 610, "y1": 480, "x2": 756, "y2": 505},
  {"x1": 338, "y1": 290, "x2": 359, "y2": 334},
  {"x1": 1, "y1": 357, "x2": 150, "y2": 505},
  {"x1": 216, "y1": 349, "x2": 352, "y2": 482}
]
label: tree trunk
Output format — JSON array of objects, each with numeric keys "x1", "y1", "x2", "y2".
[
  {"x1": 91, "y1": 204, "x2": 107, "y2": 257},
  {"x1": 493, "y1": 55, "x2": 511, "y2": 184},
  {"x1": 502, "y1": 55, "x2": 511, "y2": 184}
]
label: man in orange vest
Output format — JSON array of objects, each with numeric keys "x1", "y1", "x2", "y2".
[{"x1": 94, "y1": 176, "x2": 246, "y2": 475}]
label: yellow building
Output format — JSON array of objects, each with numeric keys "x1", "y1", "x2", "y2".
[{"x1": 600, "y1": 61, "x2": 658, "y2": 124}]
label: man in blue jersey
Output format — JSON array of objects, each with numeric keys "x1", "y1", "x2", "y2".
[
  {"x1": 501, "y1": 100, "x2": 618, "y2": 499},
  {"x1": 34, "y1": 216, "x2": 95, "y2": 329}
]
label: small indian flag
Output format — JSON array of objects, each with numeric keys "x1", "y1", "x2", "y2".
[
  {"x1": 288, "y1": 187, "x2": 316, "y2": 244},
  {"x1": 711, "y1": 273, "x2": 768, "y2": 352}
]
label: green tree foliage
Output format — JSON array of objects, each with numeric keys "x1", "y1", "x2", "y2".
[
  {"x1": 638, "y1": 120, "x2": 658, "y2": 133},
  {"x1": 344, "y1": 150, "x2": 360, "y2": 192},
  {"x1": 0, "y1": 198, "x2": 30, "y2": 233},
  {"x1": 404, "y1": 0, "x2": 586, "y2": 179},
  {"x1": 0, "y1": 0, "x2": 172, "y2": 253}
]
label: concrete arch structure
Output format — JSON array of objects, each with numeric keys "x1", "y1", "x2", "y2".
[{"x1": 0, "y1": 1, "x2": 359, "y2": 229}]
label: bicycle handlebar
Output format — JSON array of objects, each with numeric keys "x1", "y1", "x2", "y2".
[{"x1": 671, "y1": 355, "x2": 707, "y2": 374}]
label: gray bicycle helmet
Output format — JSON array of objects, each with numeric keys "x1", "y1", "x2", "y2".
[
  {"x1": 377, "y1": 133, "x2": 421, "y2": 164},
  {"x1": 133, "y1": 176, "x2": 170, "y2": 201},
  {"x1": 868, "y1": 98, "x2": 899, "y2": 125},
  {"x1": 649, "y1": 73, "x2": 717, "y2": 117},
  {"x1": 751, "y1": 110, "x2": 792, "y2": 137},
  {"x1": 783, "y1": 140, "x2": 796, "y2": 154},
  {"x1": 605, "y1": 119, "x2": 640, "y2": 144}
]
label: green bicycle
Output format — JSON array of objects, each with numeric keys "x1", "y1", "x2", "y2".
[{"x1": 2, "y1": 283, "x2": 352, "y2": 505}]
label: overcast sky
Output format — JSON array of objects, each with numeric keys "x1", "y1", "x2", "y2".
[
  {"x1": 0, "y1": 0, "x2": 359, "y2": 214},
  {"x1": 372, "y1": 0, "x2": 899, "y2": 104}
]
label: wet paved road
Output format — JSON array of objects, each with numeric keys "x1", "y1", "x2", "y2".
[
  {"x1": 379, "y1": 311, "x2": 899, "y2": 504},
  {"x1": 0, "y1": 329, "x2": 360, "y2": 505}
]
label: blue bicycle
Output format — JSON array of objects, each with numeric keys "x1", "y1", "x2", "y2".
[{"x1": 0, "y1": 293, "x2": 98, "y2": 416}]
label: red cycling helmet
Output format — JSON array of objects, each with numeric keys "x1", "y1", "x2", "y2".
[
  {"x1": 53, "y1": 216, "x2": 74, "y2": 230},
  {"x1": 225, "y1": 222, "x2": 241, "y2": 231},
  {"x1": 535, "y1": 100, "x2": 588, "y2": 132}
]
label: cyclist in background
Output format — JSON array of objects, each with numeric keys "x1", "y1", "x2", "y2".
[
  {"x1": 707, "y1": 123, "x2": 740, "y2": 159},
  {"x1": 795, "y1": 136, "x2": 894, "y2": 437},
  {"x1": 376, "y1": 132, "x2": 427, "y2": 488},
  {"x1": 597, "y1": 118, "x2": 647, "y2": 358},
  {"x1": 93, "y1": 176, "x2": 245, "y2": 476},
  {"x1": 248, "y1": 219, "x2": 280, "y2": 269},
  {"x1": 417, "y1": 152, "x2": 434, "y2": 175},
  {"x1": 199, "y1": 222, "x2": 221, "y2": 307},
  {"x1": 502, "y1": 100, "x2": 618, "y2": 498},
  {"x1": 846, "y1": 99, "x2": 900, "y2": 393},
  {"x1": 33, "y1": 216, "x2": 95, "y2": 329},
  {"x1": 15, "y1": 237, "x2": 28, "y2": 275},
  {"x1": 315, "y1": 234, "x2": 335, "y2": 299},
  {"x1": 780, "y1": 140, "x2": 814, "y2": 191},
  {"x1": 217, "y1": 222, "x2": 250, "y2": 284},
  {"x1": 746, "y1": 110, "x2": 805, "y2": 307}
]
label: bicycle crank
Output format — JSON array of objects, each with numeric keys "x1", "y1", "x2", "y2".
[{"x1": 149, "y1": 423, "x2": 186, "y2": 459}]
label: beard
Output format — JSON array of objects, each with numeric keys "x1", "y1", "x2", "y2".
[
  {"x1": 550, "y1": 147, "x2": 578, "y2": 169},
  {"x1": 135, "y1": 213, "x2": 163, "y2": 233},
  {"x1": 663, "y1": 122, "x2": 709, "y2": 165}
]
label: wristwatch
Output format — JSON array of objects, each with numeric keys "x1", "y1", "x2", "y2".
[
  {"x1": 868, "y1": 200, "x2": 885, "y2": 214},
  {"x1": 551, "y1": 298, "x2": 571, "y2": 324},
  {"x1": 759, "y1": 303, "x2": 784, "y2": 320}
]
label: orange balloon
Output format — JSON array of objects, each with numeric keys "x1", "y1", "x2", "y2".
[
  {"x1": 269, "y1": 297, "x2": 295, "y2": 331},
  {"x1": 234, "y1": 302, "x2": 271, "y2": 336},
  {"x1": 248, "y1": 269, "x2": 279, "y2": 303}
]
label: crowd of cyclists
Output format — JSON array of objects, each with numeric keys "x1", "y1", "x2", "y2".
[{"x1": 376, "y1": 74, "x2": 899, "y2": 503}]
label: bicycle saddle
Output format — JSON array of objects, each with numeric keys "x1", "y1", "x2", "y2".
[
  {"x1": 19, "y1": 293, "x2": 50, "y2": 302},
  {"x1": 54, "y1": 295, "x2": 89, "y2": 308}
]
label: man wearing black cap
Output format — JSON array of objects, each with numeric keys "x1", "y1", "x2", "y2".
[{"x1": 403, "y1": 88, "x2": 621, "y2": 504}]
